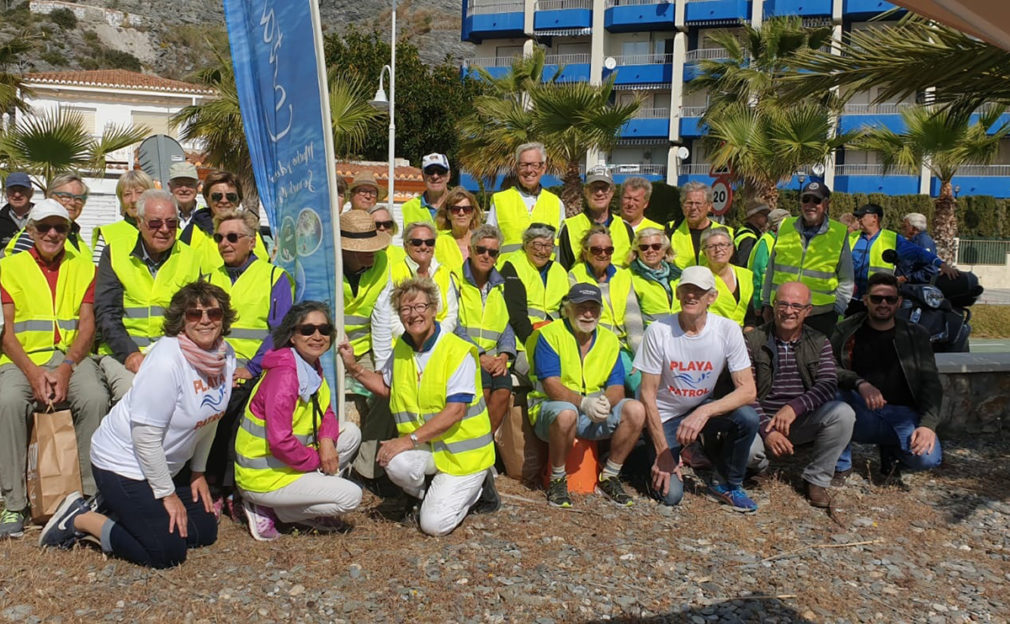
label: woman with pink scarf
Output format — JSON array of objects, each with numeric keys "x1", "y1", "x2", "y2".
[{"x1": 39, "y1": 281, "x2": 236, "y2": 569}]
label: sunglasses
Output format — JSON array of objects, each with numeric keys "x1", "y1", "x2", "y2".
[
  {"x1": 801, "y1": 195, "x2": 822, "y2": 204},
  {"x1": 145, "y1": 218, "x2": 179, "y2": 231},
  {"x1": 213, "y1": 232, "x2": 250, "y2": 244},
  {"x1": 868, "y1": 294, "x2": 899, "y2": 305},
  {"x1": 424, "y1": 167, "x2": 449, "y2": 176},
  {"x1": 296, "y1": 323, "x2": 335, "y2": 337},
  {"x1": 374, "y1": 220, "x2": 395, "y2": 230},
  {"x1": 449, "y1": 204, "x2": 474, "y2": 214},
  {"x1": 588, "y1": 245, "x2": 615, "y2": 256},
  {"x1": 638, "y1": 243, "x2": 663, "y2": 252},
  {"x1": 210, "y1": 192, "x2": 239, "y2": 203},
  {"x1": 185, "y1": 307, "x2": 224, "y2": 322},
  {"x1": 354, "y1": 188, "x2": 378, "y2": 197},
  {"x1": 474, "y1": 245, "x2": 500, "y2": 258},
  {"x1": 36, "y1": 222, "x2": 69, "y2": 235},
  {"x1": 51, "y1": 191, "x2": 88, "y2": 203},
  {"x1": 408, "y1": 238, "x2": 436, "y2": 248}
]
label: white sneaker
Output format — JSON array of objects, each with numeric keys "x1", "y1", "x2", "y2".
[{"x1": 242, "y1": 500, "x2": 280, "y2": 542}]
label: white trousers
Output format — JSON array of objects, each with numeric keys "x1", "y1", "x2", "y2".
[
  {"x1": 241, "y1": 422, "x2": 363, "y2": 523},
  {"x1": 385, "y1": 448, "x2": 486, "y2": 537}
]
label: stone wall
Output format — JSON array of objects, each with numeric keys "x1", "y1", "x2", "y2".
[
  {"x1": 29, "y1": 0, "x2": 145, "y2": 28},
  {"x1": 937, "y1": 353, "x2": 1010, "y2": 435}
]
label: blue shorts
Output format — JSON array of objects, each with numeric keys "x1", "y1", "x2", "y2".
[{"x1": 532, "y1": 398, "x2": 631, "y2": 443}]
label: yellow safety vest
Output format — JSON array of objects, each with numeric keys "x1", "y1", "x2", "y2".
[
  {"x1": 388, "y1": 260, "x2": 454, "y2": 324},
  {"x1": 434, "y1": 231, "x2": 465, "y2": 279},
  {"x1": 389, "y1": 333, "x2": 494, "y2": 476},
  {"x1": 748, "y1": 230, "x2": 776, "y2": 308},
  {"x1": 631, "y1": 272, "x2": 675, "y2": 326},
  {"x1": 101, "y1": 238, "x2": 202, "y2": 354},
  {"x1": 568, "y1": 262, "x2": 633, "y2": 344},
  {"x1": 91, "y1": 219, "x2": 137, "y2": 252},
  {"x1": 400, "y1": 196, "x2": 437, "y2": 228},
  {"x1": 502, "y1": 250, "x2": 567, "y2": 327},
  {"x1": 631, "y1": 217, "x2": 664, "y2": 233},
  {"x1": 670, "y1": 221, "x2": 735, "y2": 271},
  {"x1": 492, "y1": 187, "x2": 562, "y2": 257},
  {"x1": 0, "y1": 251, "x2": 94, "y2": 365},
  {"x1": 561, "y1": 212, "x2": 634, "y2": 268},
  {"x1": 770, "y1": 217, "x2": 848, "y2": 308},
  {"x1": 457, "y1": 276, "x2": 509, "y2": 355},
  {"x1": 207, "y1": 259, "x2": 293, "y2": 367},
  {"x1": 527, "y1": 320, "x2": 621, "y2": 426},
  {"x1": 344, "y1": 252, "x2": 389, "y2": 357},
  {"x1": 188, "y1": 226, "x2": 269, "y2": 273},
  {"x1": 709, "y1": 265, "x2": 754, "y2": 326},
  {"x1": 733, "y1": 226, "x2": 758, "y2": 250},
  {"x1": 867, "y1": 229, "x2": 897, "y2": 277},
  {"x1": 234, "y1": 362, "x2": 330, "y2": 493},
  {"x1": 847, "y1": 231, "x2": 860, "y2": 251}
]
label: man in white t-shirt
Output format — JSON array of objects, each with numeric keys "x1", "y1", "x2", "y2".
[{"x1": 634, "y1": 265, "x2": 760, "y2": 512}]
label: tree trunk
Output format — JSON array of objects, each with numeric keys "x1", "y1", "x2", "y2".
[
  {"x1": 560, "y1": 159, "x2": 583, "y2": 217},
  {"x1": 933, "y1": 181, "x2": 958, "y2": 262}
]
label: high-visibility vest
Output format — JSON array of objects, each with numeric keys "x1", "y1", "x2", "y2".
[
  {"x1": 866, "y1": 229, "x2": 897, "y2": 277},
  {"x1": 344, "y1": 253, "x2": 389, "y2": 357},
  {"x1": 389, "y1": 333, "x2": 494, "y2": 476},
  {"x1": 748, "y1": 230, "x2": 776, "y2": 308},
  {"x1": 207, "y1": 259, "x2": 293, "y2": 367},
  {"x1": 91, "y1": 219, "x2": 137, "y2": 251},
  {"x1": 234, "y1": 361, "x2": 330, "y2": 493},
  {"x1": 733, "y1": 226, "x2": 758, "y2": 250},
  {"x1": 100, "y1": 239, "x2": 202, "y2": 355},
  {"x1": 632, "y1": 272, "x2": 675, "y2": 326},
  {"x1": 188, "y1": 226, "x2": 269, "y2": 272},
  {"x1": 670, "y1": 221, "x2": 735, "y2": 271},
  {"x1": 457, "y1": 276, "x2": 509, "y2": 355},
  {"x1": 0, "y1": 251, "x2": 94, "y2": 365},
  {"x1": 388, "y1": 260, "x2": 454, "y2": 324},
  {"x1": 631, "y1": 217, "x2": 664, "y2": 233},
  {"x1": 748, "y1": 231, "x2": 776, "y2": 269},
  {"x1": 434, "y1": 231, "x2": 465, "y2": 278},
  {"x1": 561, "y1": 212, "x2": 635, "y2": 268},
  {"x1": 384, "y1": 245, "x2": 407, "y2": 267},
  {"x1": 568, "y1": 262, "x2": 633, "y2": 344},
  {"x1": 492, "y1": 187, "x2": 562, "y2": 257},
  {"x1": 5, "y1": 228, "x2": 91, "y2": 262},
  {"x1": 847, "y1": 231, "x2": 859, "y2": 251},
  {"x1": 769, "y1": 217, "x2": 848, "y2": 308},
  {"x1": 711, "y1": 265, "x2": 754, "y2": 326},
  {"x1": 400, "y1": 196, "x2": 437, "y2": 228},
  {"x1": 527, "y1": 320, "x2": 621, "y2": 426},
  {"x1": 502, "y1": 251, "x2": 567, "y2": 326}
]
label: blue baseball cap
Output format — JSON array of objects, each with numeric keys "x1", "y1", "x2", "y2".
[
  {"x1": 566, "y1": 283, "x2": 603, "y2": 306},
  {"x1": 5, "y1": 172, "x2": 31, "y2": 189}
]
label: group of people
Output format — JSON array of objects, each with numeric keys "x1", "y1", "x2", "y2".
[{"x1": 0, "y1": 143, "x2": 949, "y2": 570}]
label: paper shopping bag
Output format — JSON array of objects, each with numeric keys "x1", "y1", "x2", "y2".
[
  {"x1": 26, "y1": 408, "x2": 83, "y2": 524},
  {"x1": 494, "y1": 391, "x2": 546, "y2": 487}
]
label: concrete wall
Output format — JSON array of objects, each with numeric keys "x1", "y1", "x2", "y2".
[
  {"x1": 29, "y1": 0, "x2": 145, "y2": 27},
  {"x1": 937, "y1": 353, "x2": 1010, "y2": 435}
]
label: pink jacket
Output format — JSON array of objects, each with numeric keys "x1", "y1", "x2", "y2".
[{"x1": 247, "y1": 347, "x2": 339, "y2": 472}]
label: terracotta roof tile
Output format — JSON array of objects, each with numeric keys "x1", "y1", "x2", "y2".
[{"x1": 25, "y1": 69, "x2": 214, "y2": 94}]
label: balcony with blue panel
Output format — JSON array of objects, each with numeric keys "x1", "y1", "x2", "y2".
[
  {"x1": 620, "y1": 109, "x2": 671, "y2": 139},
  {"x1": 611, "y1": 164, "x2": 667, "y2": 183},
  {"x1": 462, "y1": 1, "x2": 525, "y2": 42},
  {"x1": 543, "y1": 54, "x2": 592, "y2": 82},
  {"x1": 685, "y1": 0, "x2": 751, "y2": 24},
  {"x1": 605, "y1": 54, "x2": 673, "y2": 85},
  {"x1": 604, "y1": 1, "x2": 676, "y2": 32},
  {"x1": 462, "y1": 61, "x2": 512, "y2": 81},
  {"x1": 838, "y1": 103, "x2": 910, "y2": 134},
  {"x1": 683, "y1": 46, "x2": 728, "y2": 82},
  {"x1": 765, "y1": 0, "x2": 831, "y2": 17},
  {"x1": 534, "y1": 1, "x2": 593, "y2": 31},
  {"x1": 933, "y1": 167, "x2": 1010, "y2": 199},
  {"x1": 676, "y1": 164, "x2": 716, "y2": 186},
  {"x1": 679, "y1": 107, "x2": 707, "y2": 137},
  {"x1": 459, "y1": 172, "x2": 565, "y2": 192},
  {"x1": 842, "y1": 0, "x2": 898, "y2": 17},
  {"x1": 833, "y1": 165, "x2": 919, "y2": 195},
  {"x1": 969, "y1": 111, "x2": 1010, "y2": 134}
]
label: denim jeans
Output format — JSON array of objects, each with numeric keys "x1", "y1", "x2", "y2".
[
  {"x1": 835, "y1": 390, "x2": 942, "y2": 473},
  {"x1": 646, "y1": 405, "x2": 760, "y2": 506}
]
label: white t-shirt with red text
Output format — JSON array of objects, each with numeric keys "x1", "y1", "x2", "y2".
[{"x1": 633, "y1": 312, "x2": 750, "y2": 422}]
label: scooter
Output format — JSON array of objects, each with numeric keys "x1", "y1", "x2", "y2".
[{"x1": 882, "y1": 249, "x2": 981, "y2": 353}]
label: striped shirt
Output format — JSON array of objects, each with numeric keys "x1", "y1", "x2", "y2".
[{"x1": 749, "y1": 335, "x2": 837, "y2": 435}]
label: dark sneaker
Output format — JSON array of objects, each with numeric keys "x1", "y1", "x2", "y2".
[
  {"x1": 0, "y1": 508, "x2": 26, "y2": 539},
  {"x1": 596, "y1": 476, "x2": 633, "y2": 507},
  {"x1": 708, "y1": 483, "x2": 758, "y2": 513},
  {"x1": 299, "y1": 516, "x2": 351, "y2": 534},
  {"x1": 399, "y1": 496, "x2": 421, "y2": 527},
  {"x1": 39, "y1": 491, "x2": 88, "y2": 549},
  {"x1": 831, "y1": 468, "x2": 853, "y2": 487},
  {"x1": 806, "y1": 482, "x2": 831, "y2": 508},
  {"x1": 546, "y1": 477, "x2": 572, "y2": 508},
  {"x1": 470, "y1": 471, "x2": 501, "y2": 515}
]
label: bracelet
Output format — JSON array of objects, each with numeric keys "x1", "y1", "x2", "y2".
[{"x1": 62, "y1": 357, "x2": 77, "y2": 371}]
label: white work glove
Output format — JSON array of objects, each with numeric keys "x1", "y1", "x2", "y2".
[{"x1": 581, "y1": 394, "x2": 612, "y2": 424}]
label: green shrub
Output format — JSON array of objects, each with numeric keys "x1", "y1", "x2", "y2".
[{"x1": 48, "y1": 7, "x2": 77, "y2": 29}]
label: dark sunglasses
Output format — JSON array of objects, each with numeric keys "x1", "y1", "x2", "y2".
[
  {"x1": 213, "y1": 232, "x2": 250, "y2": 244},
  {"x1": 474, "y1": 245, "x2": 500, "y2": 258},
  {"x1": 589, "y1": 245, "x2": 615, "y2": 256},
  {"x1": 36, "y1": 222, "x2": 69, "y2": 235},
  {"x1": 408, "y1": 238, "x2": 436, "y2": 248},
  {"x1": 638, "y1": 243, "x2": 663, "y2": 252},
  {"x1": 185, "y1": 307, "x2": 224, "y2": 322},
  {"x1": 424, "y1": 167, "x2": 449, "y2": 176},
  {"x1": 296, "y1": 323, "x2": 335, "y2": 337},
  {"x1": 868, "y1": 294, "x2": 899, "y2": 305},
  {"x1": 210, "y1": 192, "x2": 239, "y2": 203},
  {"x1": 145, "y1": 218, "x2": 179, "y2": 231},
  {"x1": 800, "y1": 195, "x2": 822, "y2": 204},
  {"x1": 449, "y1": 204, "x2": 474, "y2": 214},
  {"x1": 374, "y1": 220, "x2": 395, "y2": 230}
]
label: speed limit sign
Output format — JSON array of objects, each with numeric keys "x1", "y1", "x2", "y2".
[{"x1": 711, "y1": 178, "x2": 733, "y2": 216}]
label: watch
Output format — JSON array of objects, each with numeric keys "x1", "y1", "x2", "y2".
[
  {"x1": 409, "y1": 433, "x2": 420, "y2": 448},
  {"x1": 62, "y1": 357, "x2": 77, "y2": 372}
]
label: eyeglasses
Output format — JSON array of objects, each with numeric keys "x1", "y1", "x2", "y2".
[
  {"x1": 449, "y1": 204, "x2": 474, "y2": 214},
  {"x1": 185, "y1": 307, "x2": 224, "y2": 322},
  {"x1": 774, "y1": 301, "x2": 811, "y2": 312},
  {"x1": 354, "y1": 188, "x2": 378, "y2": 197},
  {"x1": 518, "y1": 161, "x2": 544, "y2": 171},
  {"x1": 588, "y1": 245, "x2": 615, "y2": 256},
  {"x1": 408, "y1": 238, "x2": 435, "y2": 248},
  {"x1": 705, "y1": 242, "x2": 732, "y2": 251},
  {"x1": 145, "y1": 218, "x2": 179, "y2": 231},
  {"x1": 52, "y1": 191, "x2": 87, "y2": 203},
  {"x1": 210, "y1": 192, "x2": 239, "y2": 203},
  {"x1": 529, "y1": 241, "x2": 553, "y2": 251},
  {"x1": 35, "y1": 222, "x2": 69, "y2": 235},
  {"x1": 213, "y1": 232, "x2": 251, "y2": 244},
  {"x1": 801, "y1": 195, "x2": 822, "y2": 205},
  {"x1": 374, "y1": 220, "x2": 395, "y2": 230},
  {"x1": 638, "y1": 243, "x2": 663, "y2": 252},
  {"x1": 474, "y1": 245, "x2": 500, "y2": 258},
  {"x1": 6, "y1": 186, "x2": 30, "y2": 195},
  {"x1": 169, "y1": 179, "x2": 197, "y2": 188},
  {"x1": 424, "y1": 167, "x2": 449, "y2": 177},
  {"x1": 868, "y1": 294, "x2": 899, "y2": 305},
  {"x1": 296, "y1": 323, "x2": 335, "y2": 337},
  {"x1": 398, "y1": 302, "x2": 432, "y2": 316}
]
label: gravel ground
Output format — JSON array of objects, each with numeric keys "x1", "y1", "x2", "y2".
[{"x1": 1, "y1": 431, "x2": 1008, "y2": 623}]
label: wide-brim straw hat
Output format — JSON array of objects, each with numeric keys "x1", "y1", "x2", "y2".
[
  {"x1": 348, "y1": 171, "x2": 387, "y2": 201},
  {"x1": 340, "y1": 210, "x2": 391, "y2": 252}
]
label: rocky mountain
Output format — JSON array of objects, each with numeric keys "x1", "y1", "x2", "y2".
[{"x1": 2, "y1": 0, "x2": 474, "y2": 81}]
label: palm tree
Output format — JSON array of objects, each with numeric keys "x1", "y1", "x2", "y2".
[
  {"x1": 0, "y1": 108, "x2": 148, "y2": 190},
  {"x1": 327, "y1": 70, "x2": 384, "y2": 159},
  {"x1": 855, "y1": 105, "x2": 1010, "y2": 259},
  {"x1": 0, "y1": 33, "x2": 34, "y2": 117}
]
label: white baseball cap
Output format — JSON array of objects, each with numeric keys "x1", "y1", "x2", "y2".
[
  {"x1": 421, "y1": 153, "x2": 450, "y2": 172},
  {"x1": 28, "y1": 199, "x2": 70, "y2": 223},
  {"x1": 678, "y1": 266, "x2": 716, "y2": 291}
]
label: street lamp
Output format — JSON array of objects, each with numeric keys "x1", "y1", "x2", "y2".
[
  {"x1": 369, "y1": 0, "x2": 397, "y2": 211},
  {"x1": 797, "y1": 172, "x2": 806, "y2": 192}
]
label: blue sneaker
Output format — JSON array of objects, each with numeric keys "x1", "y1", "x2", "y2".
[
  {"x1": 708, "y1": 483, "x2": 758, "y2": 513},
  {"x1": 39, "y1": 491, "x2": 88, "y2": 549}
]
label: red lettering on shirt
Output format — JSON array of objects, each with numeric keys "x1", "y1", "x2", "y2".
[
  {"x1": 193, "y1": 378, "x2": 211, "y2": 394},
  {"x1": 668, "y1": 360, "x2": 714, "y2": 372},
  {"x1": 667, "y1": 386, "x2": 711, "y2": 398},
  {"x1": 194, "y1": 411, "x2": 224, "y2": 429}
]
